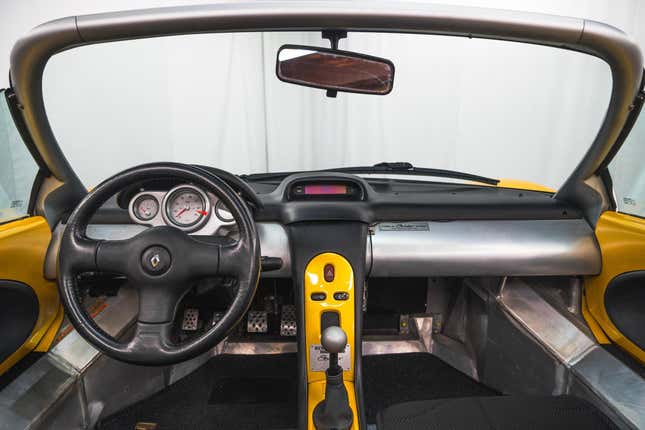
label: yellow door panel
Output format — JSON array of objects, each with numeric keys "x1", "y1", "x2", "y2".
[
  {"x1": 584, "y1": 211, "x2": 645, "y2": 364},
  {"x1": 0, "y1": 216, "x2": 61, "y2": 375}
]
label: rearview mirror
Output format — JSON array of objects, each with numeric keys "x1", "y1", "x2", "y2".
[{"x1": 276, "y1": 45, "x2": 394, "y2": 95}]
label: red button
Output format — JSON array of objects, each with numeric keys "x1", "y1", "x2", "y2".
[{"x1": 324, "y1": 264, "x2": 335, "y2": 282}]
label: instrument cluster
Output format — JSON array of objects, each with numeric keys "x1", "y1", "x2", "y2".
[{"x1": 128, "y1": 184, "x2": 236, "y2": 235}]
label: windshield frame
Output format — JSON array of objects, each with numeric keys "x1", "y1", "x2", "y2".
[{"x1": 8, "y1": 1, "x2": 644, "y2": 221}]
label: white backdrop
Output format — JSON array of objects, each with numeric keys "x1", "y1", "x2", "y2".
[{"x1": 2, "y1": 0, "x2": 645, "y2": 189}]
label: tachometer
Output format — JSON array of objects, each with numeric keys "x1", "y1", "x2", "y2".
[
  {"x1": 162, "y1": 185, "x2": 211, "y2": 231},
  {"x1": 132, "y1": 194, "x2": 159, "y2": 221}
]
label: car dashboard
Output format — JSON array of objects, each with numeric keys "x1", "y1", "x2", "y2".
[{"x1": 63, "y1": 171, "x2": 601, "y2": 281}]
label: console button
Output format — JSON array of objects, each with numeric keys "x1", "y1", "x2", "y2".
[
  {"x1": 324, "y1": 264, "x2": 335, "y2": 282},
  {"x1": 333, "y1": 292, "x2": 349, "y2": 301},
  {"x1": 311, "y1": 292, "x2": 326, "y2": 301}
]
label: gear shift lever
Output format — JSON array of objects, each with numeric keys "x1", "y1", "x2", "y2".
[{"x1": 313, "y1": 326, "x2": 353, "y2": 430}]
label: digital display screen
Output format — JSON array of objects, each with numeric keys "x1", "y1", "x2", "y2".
[{"x1": 304, "y1": 184, "x2": 349, "y2": 195}]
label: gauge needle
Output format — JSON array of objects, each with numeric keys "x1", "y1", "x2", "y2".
[{"x1": 176, "y1": 208, "x2": 188, "y2": 218}]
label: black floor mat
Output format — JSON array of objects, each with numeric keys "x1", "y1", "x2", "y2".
[
  {"x1": 99, "y1": 354, "x2": 297, "y2": 430},
  {"x1": 363, "y1": 352, "x2": 498, "y2": 424}
]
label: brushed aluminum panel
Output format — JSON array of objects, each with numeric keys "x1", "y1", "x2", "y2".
[
  {"x1": 498, "y1": 278, "x2": 596, "y2": 364},
  {"x1": 370, "y1": 219, "x2": 601, "y2": 276},
  {"x1": 572, "y1": 347, "x2": 645, "y2": 430},
  {"x1": 499, "y1": 277, "x2": 645, "y2": 429}
]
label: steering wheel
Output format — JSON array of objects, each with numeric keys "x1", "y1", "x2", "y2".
[{"x1": 57, "y1": 163, "x2": 260, "y2": 365}]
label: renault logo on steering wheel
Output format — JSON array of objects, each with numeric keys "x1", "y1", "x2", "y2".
[
  {"x1": 150, "y1": 254, "x2": 161, "y2": 268},
  {"x1": 142, "y1": 246, "x2": 171, "y2": 275}
]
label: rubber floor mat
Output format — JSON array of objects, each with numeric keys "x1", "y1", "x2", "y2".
[
  {"x1": 99, "y1": 354, "x2": 297, "y2": 430},
  {"x1": 363, "y1": 352, "x2": 498, "y2": 424}
]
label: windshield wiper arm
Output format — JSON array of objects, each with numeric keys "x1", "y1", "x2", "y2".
[
  {"x1": 321, "y1": 162, "x2": 499, "y2": 185},
  {"x1": 240, "y1": 162, "x2": 498, "y2": 185}
]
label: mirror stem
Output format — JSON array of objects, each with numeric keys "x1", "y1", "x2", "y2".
[{"x1": 322, "y1": 30, "x2": 347, "y2": 50}]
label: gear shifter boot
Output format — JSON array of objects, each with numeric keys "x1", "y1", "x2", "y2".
[{"x1": 313, "y1": 367, "x2": 353, "y2": 430}]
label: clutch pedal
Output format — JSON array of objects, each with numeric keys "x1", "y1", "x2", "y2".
[
  {"x1": 181, "y1": 308, "x2": 199, "y2": 331},
  {"x1": 280, "y1": 304, "x2": 297, "y2": 337},
  {"x1": 247, "y1": 310, "x2": 268, "y2": 333}
]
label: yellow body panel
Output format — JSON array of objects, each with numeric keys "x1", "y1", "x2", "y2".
[
  {"x1": 584, "y1": 211, "x2": 645, "y2": 364},
  {"x1": 0, "y1": 216, "x2": 61, "y2": 375},
  {"x1": 495, "y1": 179, "x2": 555, "y2": 193},
  {"x1": 307, "y1": 380, "x2": 359, "y2": 430},
  {"x1": 304, "y1": 253, "x2": 359, "y2": 429},
  {"x1": 581, "y1": 294, "x2": 610, "y2": 344}
]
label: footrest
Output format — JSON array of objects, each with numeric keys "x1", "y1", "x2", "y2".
[
  {"x1": 280, "y1": 305, "x2": 297, "y2": 337},
  {"x1": 247, "y1": 310, "x2": 268, "y2": 333},
  {"x1": 181, "y1": 308, "x2": 199, "y2": 331}
]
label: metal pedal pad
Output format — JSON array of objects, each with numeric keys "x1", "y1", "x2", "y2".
[
  {"x1": 280, "y1": 304, "x2": 297, "y2": 337},
  {"x1": 247, "y1": 310, "x2": 268, "y2": 333},
  {"x1": 181, "y1": 308, "x2": 199, "y2": 331}
]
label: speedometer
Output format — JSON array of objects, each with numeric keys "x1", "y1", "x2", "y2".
[{"x1": 162, "y1": 185, "x2": 211, "y2": 231}]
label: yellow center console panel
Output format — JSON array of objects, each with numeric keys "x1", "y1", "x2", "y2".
[{"x1": 304, "y1": 252, "x2": 359, "y2": 429}]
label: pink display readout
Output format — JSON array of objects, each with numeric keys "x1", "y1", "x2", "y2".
[{"x1": 304, "y1": 184, "x2": 348, "y2": 195}]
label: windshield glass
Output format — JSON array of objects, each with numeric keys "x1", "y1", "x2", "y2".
[{"x1": 43, "y1": 31, "x2": 612, "y2": 189}]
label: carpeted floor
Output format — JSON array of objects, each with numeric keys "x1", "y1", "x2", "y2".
[
  {"x1": 99, "y1": 354, "x2": 298, "y2": 430},
  {"x1": 100, "y1": 352, "x2": 498, "y2": 429},
  {"x1": 362, "y1": 352, "x2": 499, "y2": 424}
]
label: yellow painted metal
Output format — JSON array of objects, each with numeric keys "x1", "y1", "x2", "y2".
[
  {"x1": 581, "y1": 294, "x2": 610, "y2": 344},
  {"x1": 495, "y1": 179, "x2": 555, "y2": 193},
  {"x1": 307, "y1": 380, "x2": 359, "y2": 430},
  {"x1": 0, "y1": 216, "x2": 61, "y2": 375},
  {"x1": 304, "y1": 252, "x2": 359, "y2": 429},
  {"x1": 584, "y1": 211, "x2": 645, "y2": 364},
  {"x1": 34, "y1": 304, "x2": 64, "y2": 352},
  {"x1": 304, "y1": 253, "x2": 355, "y2": 383}
]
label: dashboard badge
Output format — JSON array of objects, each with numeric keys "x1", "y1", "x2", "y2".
[{"x1": 150, "y1": 254, "x2": 161, "y2": 268}]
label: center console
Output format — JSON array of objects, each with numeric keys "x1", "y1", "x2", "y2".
[
  {"x1": 288, "y1": 222, "x2": 368, "y2": 430},
  {"x1": 305, "y1": 253, "x2": 358, "y2": 429}
]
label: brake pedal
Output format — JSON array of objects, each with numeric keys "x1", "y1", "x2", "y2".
[
  {"x1": 247, "y1": 310, "x2": 268, "y2": 333},
  {"x1": 280, "y1": 304, "x2": 297, "y2": 337},
  {"x1": 181, "y1": 308, "x2": 199, "y2": 331}
]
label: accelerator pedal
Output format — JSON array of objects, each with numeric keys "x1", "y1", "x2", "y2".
[
  {"x1": 280, "y1": 304, "x2": 297, "y2": 337},
  {"x1": 247, "y1": 310, "x2": 268, "y2": 333},
  {"x1": 181, "y1": 308, "x2": 199, "y2": 331}
]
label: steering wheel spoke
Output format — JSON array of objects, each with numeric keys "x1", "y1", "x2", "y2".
[
  {"x1": 137, "y1": 284, "x2": 183, "y2": 324},
  {"x1": 128, "y1": 320, "x2": 174, "y2": 355},
  {"x1": 96, "y1": 239, "x2": 133, "y2": 274}
]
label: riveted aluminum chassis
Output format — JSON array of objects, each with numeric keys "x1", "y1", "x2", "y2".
[{"x1": 8, "y1": 1, "x2": 644, "y2": 216}]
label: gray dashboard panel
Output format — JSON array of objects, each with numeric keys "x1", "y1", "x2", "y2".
[
  {"x1": 48, "y1": 219, "x2": 601, "y2": 279},
  {"x1": 369, "y1": 219, "x2": 601, "y2": 276}
]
